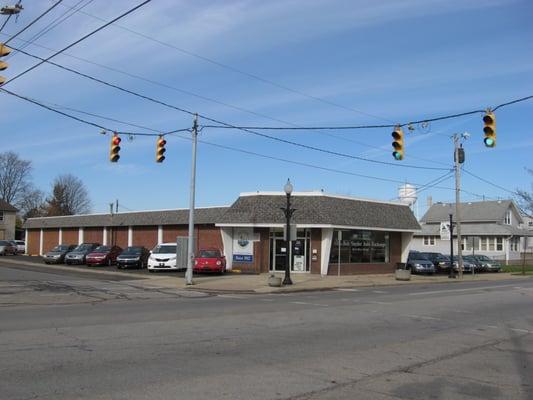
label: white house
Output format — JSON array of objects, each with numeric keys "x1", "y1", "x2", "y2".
[{"x1": 411, "y1": 200, "x2": 532, "y2": 264}]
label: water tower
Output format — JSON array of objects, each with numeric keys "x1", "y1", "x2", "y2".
[{"x1": 398, "y1": 183, "x2": 418, "y2": 218}]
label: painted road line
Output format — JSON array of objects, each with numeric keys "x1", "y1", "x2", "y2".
[
  {"x1": 335, "y1": 288, "x2": 360, "y2": 292},
  {"x1": 291, "y1": 301, "x2": 329, "y2": 307},
  {"x1": 409, "y1": 284, "x2": 518, "y2": 296},
  {"x1": 372, "y1": 290, "x2": 388, "y2": 294},
  {"x1": 403, "y1": 314, "x2": 442, "y2": 321}
]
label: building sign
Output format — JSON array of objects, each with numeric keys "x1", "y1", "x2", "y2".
[
  {"x1": 233, "y1": 227, "x2": 254, "y2": 263},
  {"x1": 233, "y1": 254, "x2": 253, "y2": 263},
  {"x1": 440, "y1": 222, "x2": 451, "y2": 240}
]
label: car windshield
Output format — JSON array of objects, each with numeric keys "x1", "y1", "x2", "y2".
[
  {"x1": 477, "y1": 255, "x2": 492, "y2": 261},
  {"x1": 0, "y1": 240, "x2": 8, "y2": 245},
  {"x1": 74, "y1": 244, "x2": 95, "y2": 251},
  {"x1": 122, "y1": 247, "x2": 143, "y2": 255},
  {"x1": 152, "y1": 245, "x2": 176, "y2": 254},
  {"x1": 52, "y1": 245, "x2": 70, "y2": 251},
  {"x1": 410, "y1": 252, "x2": 428, "y2": 260},
  {"x1": 198, "y1": 250, "x2": 221, "y2": 258},
  {"x1": 94, "y1": 246, "x2": 111, "y2": 252},
  {"x1": 436, "y1": 255, "x2": 450, "y2": 261}
]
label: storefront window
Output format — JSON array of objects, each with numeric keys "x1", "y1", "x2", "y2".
[{"x1": 330, "y1": 230, "x2": 389, "y2": 264}]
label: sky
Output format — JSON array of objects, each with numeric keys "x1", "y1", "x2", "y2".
[{"x1": 1, "y1": 0, "x2": 532, "y2": 216}]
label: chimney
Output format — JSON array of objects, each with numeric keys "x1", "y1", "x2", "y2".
[{"x1": 427, "y1": 196, "x2": 433, "y2": 208}]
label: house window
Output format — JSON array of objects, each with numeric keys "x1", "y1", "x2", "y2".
[
  {"x1": 504, "y1": 210, "x2": 512, "y2": 225},
  {"x1": 496, "y1": 237, "x2": 503, "y2": 251},
  {"x1": 510, "y1": 237, "x2": 520, "y2": 252},
  {"x1": 488, "y1": 237, "x2": 495, "y2": 251},
  {"x1": 0, "y1": 211, "x2": 3, "y2": 222},
  {"x1": 480, "y1": 237, "x2": 487, "y2": 251},
  {"x1": 423, "y1": 236, "x2": 436, "y2": 246},
  {"x1": 329, "y1": 230, "x2": 390, "y2": 264}
]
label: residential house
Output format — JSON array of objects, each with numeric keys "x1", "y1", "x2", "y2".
[{"x1": 0, "y1": 199, "x2": 17, "y2": 240}]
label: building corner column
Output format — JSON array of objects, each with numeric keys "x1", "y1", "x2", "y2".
[
  {"x1": 58, "y1": 228, "x2": 63, "y2": 245},
  {"x1": 78, "y1": 227, "x2": 84, "y2": 245},
  {"x1": 157, "y1": 225, "x2": 163, "y2": 244},
  {"x1": 128, "y1": 226, "x2": 133, "y2": 247},
  {"x1": 39, "y1": 228, "x2": 43, "y2": 256}
]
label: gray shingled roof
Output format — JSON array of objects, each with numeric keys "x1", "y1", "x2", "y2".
[
  {"x1": 415, "y1": 222, "x2": 533, "y2": 237},
  {"x1": 217, "y1": 194, "x2": 420, "y2": 231},
  {"x1": 23, "y1": 207, "x2": 229, "y2": 229},
  {"x1": 0, "y1": 199, "x2": 18, "y2": 212},
  {"x1": 421, "y1": 200, "x2": 519, "y2": 223}
]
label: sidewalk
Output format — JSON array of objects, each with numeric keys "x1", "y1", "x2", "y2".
[{"x1": 2, "y1": 257, "x2": 531, "y2": 294}]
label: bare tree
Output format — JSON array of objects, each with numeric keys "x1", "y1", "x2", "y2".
[
  {"x1": 516, "y1": 168, "x2": 533, "y2": 215},
  {"x1": 0, "y1": 151, "x2": 33, "y2": 207},
  {"x1": 19, "y1": 188, "x2": 47, "y2": 219},
  {"x1": 46, "y1": 174, "x2": 91, "y2": 216}
]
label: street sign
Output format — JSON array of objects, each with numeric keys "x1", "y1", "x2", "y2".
[{"x1": 440, "y1": 222, "x2": 451, "y2": 240}]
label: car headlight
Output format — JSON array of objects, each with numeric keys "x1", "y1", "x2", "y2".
[
  {"x1": 149, "y1": 255, "x2": 155, "y2": 261},
  {"x1": 414, "y1": 263, "x2": 421, "y2": 267}
]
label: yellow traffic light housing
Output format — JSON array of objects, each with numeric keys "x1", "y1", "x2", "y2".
[
  {"x1": 392, "y1": 126, "x2": 404, "y2": 160},
  {"x1": 0, "y1": 42, "x2": 11, "y2": 85},
  {"x1": 483, "y1": 110, "x2": 496, "y2": 147},
  {"x1": 109, "y1": 133, "x2": 121, "y2": 162},
  {"x1": 156, "y1": 136, "x2": 166, "y2": 163}
]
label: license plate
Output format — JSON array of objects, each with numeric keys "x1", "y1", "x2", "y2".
[{"x1": 159, "y1": 263, "x2": 165, "y2": 267}]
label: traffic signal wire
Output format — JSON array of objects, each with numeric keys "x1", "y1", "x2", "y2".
[
  {"x1": 0, "y1": 14, "x2": 12, "y2": 33},
  {"x1": 3, "y1": 0, "x2": 63, "y2": 46},
  {"x1": 52, "y1": 0, "x2": 396, "y2": 125},
  {"x1": 6, "y1": 47, "x2": 449, "y2": 172},
  {"x1": 3, "y1": 0, "x2": 152, "y2": 86},
  {"x1": 462, "y1": 168, "x2": 518, "y2": 196},
  {"x1": 6, "y1": 0, "x2": 95, "y2": 61}
]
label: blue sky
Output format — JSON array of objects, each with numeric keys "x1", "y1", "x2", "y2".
[{"x1": 1, "y1": 0, "x2": 532, "y2": 216}]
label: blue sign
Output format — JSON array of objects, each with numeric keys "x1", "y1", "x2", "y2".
[{"x1": 233, "y1": 254, "x2": 253, "y2": 263}]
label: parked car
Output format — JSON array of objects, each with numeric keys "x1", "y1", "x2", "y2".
[
  {"x1": 43, "y1": 244, "x2": 77, "y2": 264},
  {"x1": 463, "y1": 255, "x2": 484, "y2": 272},
  {"x1": 419, "y1": 252, "x2": 451, "y2": 273},
  {"x1": 451, "y1": 256, "x2": 475, "y2": 272},
  {"x1": 65, "y1": 243, "x2": 99, "y2": 265},
  {"x1": 407, "y1": 251, "x2": 435, "y2": 274},
  {"x1": 194, "y1": 248, "x2": 226, "y2": 274},
  {"x1": 116, "y1": 246, "x2": 150, "y2": 269},
  {"x1": 147, "y1": 243, "x2": 179, "y2": 272},
  {"x1": 471, "y1": 254, "x2": 502, "y2": 272},
  {"x1": 0, "y1": 240, "x2": 18, "y2": 256},
  {"x1": 86, "y1": 245, "x2": 122, "y2": 266},
  {"x1": 13, "y1": 240, "x2": 25, "y2": 254}
]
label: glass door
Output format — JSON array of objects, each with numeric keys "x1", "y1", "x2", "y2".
[{"x1": 270, "y1": 229, "x2": 311, "y2": 272}]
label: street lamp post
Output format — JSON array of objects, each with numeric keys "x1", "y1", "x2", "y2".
[{"x1": 281, "y1": 179, "x2": 295, "y2": 285}]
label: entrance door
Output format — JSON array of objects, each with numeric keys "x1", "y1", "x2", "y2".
[
  {"x1": 269, "y1": 229, "x2": 311, "y2": 272},
  {"x1": 273, "y1": 238, "x2": 288, "y2": 271}
]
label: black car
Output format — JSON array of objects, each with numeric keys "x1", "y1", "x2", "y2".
[
  {"x1": 64, "y1": 243, "x2": 100, "y2": 265},
  {"x1": 471, "y1": 255, "x2": 502, "y2": 272},
  {"x1": 116, "y1": 246, "x2": 150, "y2": 269},
  {"x1": 463, "y1": 255, "x2": 483, "y2": 272},
  {"x1": 407, "y1": 251, "x2": 435, "y2": 274},
  {"x1": 419, "y1": 252, "x2": 451, "y2": 273},
  {"x1": 43, "y1": 244, "x2": 77, "y2": 264}
]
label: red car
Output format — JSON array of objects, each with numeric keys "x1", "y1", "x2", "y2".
[
  {"x1": 86, "y1": 245, "x2": 122, "y2": 266},
  {"x1": 194, "y1": 248, "x2": 226, "y2": 274}
]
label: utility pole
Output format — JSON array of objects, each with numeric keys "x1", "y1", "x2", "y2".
[
  {"x1": 185, "y1": 114, "x2": 199, "y2": 286},
  {"x1": 453, "y1": 133, "x2": 468, "y2": 279},
  {"x1": 449, "y1": 213, "x2": 455, "y2": 279}
]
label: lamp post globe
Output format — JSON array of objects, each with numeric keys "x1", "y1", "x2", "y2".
[{"x1": 284, "y1": 179, "x2": 293, "y2": 195}]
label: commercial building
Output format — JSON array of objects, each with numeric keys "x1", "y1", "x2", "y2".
[
  {"x1": 24, "y1": 191, "x2": 420, "y2": 275},
  {"x1": 411, "y1": 200, "x2": 532, "y2": 263},
  {"x1": 0, "y1": 199, "x2": 17, "y2": 240}
]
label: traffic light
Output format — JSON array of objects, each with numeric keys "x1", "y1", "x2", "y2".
[
  {"x1": 109, "y1": 133, "x2": 121, "y2": 162},
  {"x1": 156, "y1": 135, "x2": 166, "y2": 163},
  {"x1": 0, "y1": 42, "x2": 12, "y2": 85},
  {"x1": 483, "y1": 110, "x2": 496, "y2": 147},
  {"x1": 392, "y1": 126, "x2": 404, "y2": 160}
]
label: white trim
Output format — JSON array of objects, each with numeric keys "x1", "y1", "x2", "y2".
[
  {"x1": 128, "y1": 226, "x2": 133, "y2": 247},
  {"x1": 24, "y1": 229, "x2": 28, "y2": 254},
  {"x1": 320, "y1": 228, "x2": 333, "y2": 276},
  {"x1": 216, "y1": 222, "x2": 419, "y2": 233},
  {"x1": 39, "y1": 228, "x2": 43, "y2": 256},
  {"x1": 220, "y1": 227, "x2": 233, "y2": 271},
  {"x1": 103, "y1": 227, "x2": 107, "y2": 246},
  {"x1": 157, "y1": 225, "x2": 163, "y2": 244},
  {"x1": 238, "y1": 191, "x2": 408, "y2": 207},
  {"x1": 58, "y1": 228, "x2": 63, "y2": 245},
  {"x1": 78, "y1": 227, "x2": 84, "y2": 245}
]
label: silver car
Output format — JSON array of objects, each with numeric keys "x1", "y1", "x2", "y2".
[{"x1": 0, "y1": 240, "x2": 18, "y2": 256}]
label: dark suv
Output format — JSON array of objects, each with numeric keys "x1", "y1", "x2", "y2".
[
  {"x1": 419, "y1": 252, "x2": 451, "y2": 273},
  {"x1": 407, "y1": 251, "x2": 435, "y2": 274},
  {"x1": 64, "y1": 243, "x2": 100, "y2": 265}
]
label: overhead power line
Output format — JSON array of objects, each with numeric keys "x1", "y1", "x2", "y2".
[
  {"x1": 4, "y1": 0, "x2": 152, "y2": 86},
  {"x1": 52, "y1": 0, "x2": 396, "y2": 124},
  {"x1": 8, "y1": 46, "x2": 448, "y2": 171},
  {"x1": 462, "y1": 169, "x2": 518, "y2": 196},
  {"x1": 3, "y1": 0, "x2": 63, "y2": 45}
]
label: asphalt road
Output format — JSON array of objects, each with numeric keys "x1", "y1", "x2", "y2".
[{"x1": 0, "y1": 261, "x2": 532, "y2": 400}]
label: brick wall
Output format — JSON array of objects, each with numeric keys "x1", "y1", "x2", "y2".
[
  {"x1": 132, "y1": 226, "x2": 158, "y2": 249},
  {"x1": 83, "y1": 227, "x2": 103, "y2": 244},
  {"x1": 163, "y1": 225, "x2": 188, "y2": 243},
  {"x1": 62, "y1": 228, "x2": 79, "y2": 245},
  {"x1": 43, "y1": 229, "x2": 59, "y2": 253},
  {"x1": 110, "y1": 227, "x2": 128, "y2": 248},
  {"x1": 27, "y1": 229, "x2": 40, "y2": 255}
]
